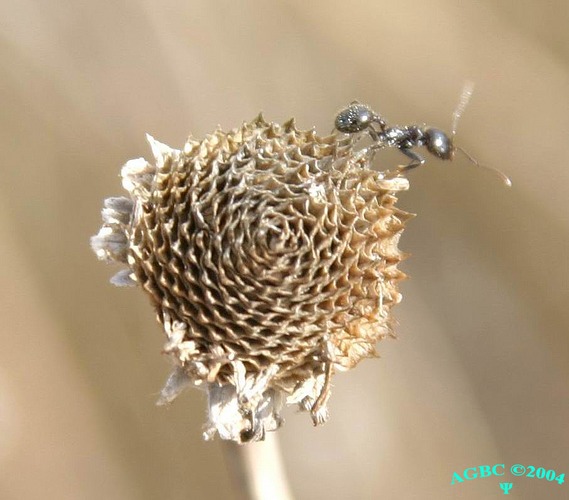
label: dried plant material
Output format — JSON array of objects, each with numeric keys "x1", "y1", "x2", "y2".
[{"x1": 91, "y1": 114, "x2": 412, "y2": 443}]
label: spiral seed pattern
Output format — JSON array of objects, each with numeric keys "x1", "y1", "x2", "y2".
[{"x1": 93, "y1": 114, "x2": 411, "y2": 441}]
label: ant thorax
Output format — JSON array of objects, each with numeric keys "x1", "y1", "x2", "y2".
[{"x1": 380, "y1": 125, "x2": 426, "y2": 150}]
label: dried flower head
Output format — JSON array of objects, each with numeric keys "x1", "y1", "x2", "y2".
[{"x1": 91, "y1": 114, "x2": 412, "y2": 443}]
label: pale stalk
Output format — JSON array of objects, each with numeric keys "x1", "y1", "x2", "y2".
[{"x1": 222, "y1": 433, "x2": 294, "y2": 500}]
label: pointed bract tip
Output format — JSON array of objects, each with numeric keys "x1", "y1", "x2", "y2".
[
  {"x1": 146, "y1": 134, "x2": 179, "y2": 167},
  {"x1": 252, "y1": 112, "x2": 268, "y2": 126},
  {"x1": 282, "y1": 117, "x2": 297, "y2": 132}
]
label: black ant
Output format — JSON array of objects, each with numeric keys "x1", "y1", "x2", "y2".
[{"x1": 334, "y1": 83, "x2": 512, "y2": 187}]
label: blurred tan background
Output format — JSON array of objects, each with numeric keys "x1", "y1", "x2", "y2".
[{"x1": 1, "y1": 1, "x2": 568, "y2": 499}]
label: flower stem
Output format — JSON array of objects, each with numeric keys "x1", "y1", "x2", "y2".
[{"x1": 221, "y1": 433, "x2": 294, "y2": 500}]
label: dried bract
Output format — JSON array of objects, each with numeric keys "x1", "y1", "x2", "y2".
[{"x1": 91, "y1": 114, "x2": 412, "y2": 443}]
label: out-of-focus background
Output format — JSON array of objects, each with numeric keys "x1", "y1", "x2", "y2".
[{"x1": 1, "y1": 1, "x2": 568, "y2": 499}]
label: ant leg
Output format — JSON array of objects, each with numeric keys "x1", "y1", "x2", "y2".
[
  {"x1": 356, "y1": 136, "x2": 386, "y2": 161},
  {"x1": 368, "y1": 128, "x2": 379, "y2": 141},
  {"x1": 349, "y1": 126, "x2": 386, "y2": 162},
  {"x1": 364, "y1": 125, "x2": 387, "y2": 153},
  {"x1": 398, "y1": 148, "x2": 425, "y2": 171}
]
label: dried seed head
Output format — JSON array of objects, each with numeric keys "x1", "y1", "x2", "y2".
[{"x1": 91, "y1": 114, "x2": 412, "y2": 443}]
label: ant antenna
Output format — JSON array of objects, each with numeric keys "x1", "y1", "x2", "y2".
[
  {"x1": 451, "y1": 81, "x2": 475, "y2": 138},
  {"x1": 452, "y1": 81, "x2": 512, "y2": 187},
  {"x1": 456, "y1": 146, "x2": 512, "y2": 187}
]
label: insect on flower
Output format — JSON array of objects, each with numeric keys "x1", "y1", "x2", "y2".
[
  {"x1": 92, "y1": 84, "x2": 512, "y2": 444},
  {"x1": 335, "y1": 82, "x2": 512, "y2": 187}
]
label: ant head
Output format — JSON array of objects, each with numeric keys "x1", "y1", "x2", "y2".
[
  {"x1": 335, "y1": 101, "x2": 385, "y2": 134},
  {"x1": 421, "y1": 82, "x2": 475, "y2": 162},
  {"x1": 424, "y1": 128, "x2": 454, "y2": 161}
]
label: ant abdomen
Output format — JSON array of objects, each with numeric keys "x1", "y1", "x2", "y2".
[
  {"x1": 334, "y1": 103, "x2": 374, "y2": 133},
  {"x1": 334, "y1": 101, "x2": 386, "y2": 135}
]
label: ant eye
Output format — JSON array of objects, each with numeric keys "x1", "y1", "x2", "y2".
[{"x1": 335, "y1": 104, "x2": 373, "y2": 133}]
